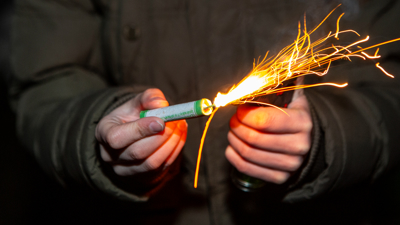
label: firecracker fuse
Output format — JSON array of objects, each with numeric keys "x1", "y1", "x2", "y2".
[{"x1": 140, "y1": 98, "x2": 214, "y2": 122}]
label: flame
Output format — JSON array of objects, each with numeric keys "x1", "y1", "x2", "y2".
[
  {"x1": 214, "y1": 75, "x2": 268, "y2": 107},
  {"x1": 193, "y1": 6, "x2": 399, "y2": 188}
]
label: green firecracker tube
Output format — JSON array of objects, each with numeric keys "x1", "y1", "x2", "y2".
[{"x1": 140, "y1": 98, "x2": 214, "y2": 122}]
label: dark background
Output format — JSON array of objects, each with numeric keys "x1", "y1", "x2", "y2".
[
  {"x1": 0, "y1": 1, "x2": 72, "y2": 223},
  {"x1": 0, "y1": 1, "x2": 124, "y2": 224},
  {"x1": 1, "y1": 1, "x2": 400, "y2": 224}
]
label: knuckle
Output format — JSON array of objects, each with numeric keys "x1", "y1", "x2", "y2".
[
  {"x1": 299, "y1": 111, "x2": 313, "y2": 131},
  {"x1": 235, "y1": 161, "x2": 249, "y2": 175},
  {"x1": 291, "y1": 137, "x2": 310, "y2": 155},
  {"x1": 127, "y1": 149, "x2": 145, "y2": 160},
  {"x1": 301, "y1": 118, "x2": 313, "y2": 132},
  {"x1": 113, "y1": 166, "x2": 129, "y2": 176},
  {"x1": 134, "y1": 122, "x2": 149, "y2": 138},
  {"x1": 300, "y1": 141, "x2": 311, "y2": 155},
  {"x1": 272, "y1": 172, "x2": 290, "y2": 184},
  {"x1": 244, "y1": 130, "x2": 258, "y2": 145},
  {"x1": 286, "y1": 157, "x2": 303, "y2": 171},
  {"x1": 305, "y1": 120, "x2": 313, "y2": 132},
  {"x1": 225, "y1": 146, "x2": 234, "y2": 162},
  {"x1": 105, "y1": 131, "x2": 122, "y2": 149},
  {"x1": 100, "y1": 149, "x2": 112, "y2": 162},
  {"x1": 294, "y1": 145, "x2": 308, "y2": 155},
  {"x1": 236, "y1": 145, "x2": 252, "y2": 160},
  {"x1": 102, "y1": 157, "x2": 112, "y2": 163}
]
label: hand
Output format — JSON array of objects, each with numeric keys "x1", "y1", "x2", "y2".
[
  {"x1": 95, "y1": 88, "x2": 187, "y2": 177},
  {"x1": 225, "y1": 94, "x2": 312, "y2": 184}
]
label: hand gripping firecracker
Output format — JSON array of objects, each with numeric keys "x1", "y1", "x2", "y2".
[
  {"x1": 140, "y1": 98, "x2": 214, "y2": 122},
  {"x1": 231, "y1": 80, "x2": 295, "y2": 192}
]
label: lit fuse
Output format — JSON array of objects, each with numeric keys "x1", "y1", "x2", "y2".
[{"x1": 140, "y1": 98, "x2": 214, "y2": 122}]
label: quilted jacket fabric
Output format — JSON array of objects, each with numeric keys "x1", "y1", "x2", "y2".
[{"x1": 10, "y1": 0, "x2": 400, "y2": 224}]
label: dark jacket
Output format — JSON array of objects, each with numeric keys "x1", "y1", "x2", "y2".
[{"x1": 10, "y1": 0, "x2": 400, "y2": 224}]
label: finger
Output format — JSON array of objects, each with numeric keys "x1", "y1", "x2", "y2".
[
  {"x1": 140, "y1": 88, "x2": 169, "y2": 110},
  {"x1": 288, "y1": 94, "x2": 309, "y2": 111},
  {"x1": 227, "y1": 131, "x2": 304, "y2": 171},
  {"x1": 165, "y1": 120, "x2": 188, "y2": 167},
  {"x1": 235, "y1": 104, "x2": 312, "y2": 134},
  {"x1": 101, "y1": 116, "x2": 166, "y2": 150},
  {"x1": 117, "y1": 121, "x2": 178, "y2": 161},
  {"x1": 225, "y1": 146, "x2": 290, "y2": 184},
  {"x1": 140, "y1": 120, "x2": 186, "y2": 171},
  {"x1": 99, "y1": 144, "x2": 110, "y2": 162},
  {"x1": 230, "y1": 115, "x2": 311, "y2": 155},
  {"x1": 105, "y1": 89, "x2": 169, "y2": 121},
  {"x1": 99, "y1": 143, "x2": 122, "y2": 162},
  {"x1": 113, "y1": 121, "x2": 186, "y2": 176}
]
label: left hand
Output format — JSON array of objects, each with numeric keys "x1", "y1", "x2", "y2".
[
  {"x1": 225, "y1": 94, "x2": 312, "y2": 184},
  {"x1": 96, "y1": 88, "x2": 187, "y2": 178}
]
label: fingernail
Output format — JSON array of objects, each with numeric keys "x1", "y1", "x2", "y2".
[
  {"x1": 149, "y1": 121, "x2": 164, "y2": 133},
  {"x1": 149, "y1": 96, "x2": 166, "y2": 102},
  {"x1": 150, "y1": 97, "x2": 168, "y2": 107}
]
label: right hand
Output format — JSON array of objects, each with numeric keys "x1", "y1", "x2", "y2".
[
  {"x1": 95, "y1": 88, "x2": 187, "y2": 177},
  {"x1": 225, "y1": 94, "x2": 312, "y2": 184}
]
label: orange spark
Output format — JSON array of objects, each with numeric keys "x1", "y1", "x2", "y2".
[
  {"x1": 194, "y1": 108, "x2": 218, "y2": 188},
  {"x1": 374, "y1": 48, "x2": 380, "y2": 57},
  {"x1": 335, "y1": 13, "x2": 345, "y2": 39},
  {"x1": 376, "y1": 63, "x2": 395, "y2": 78},
  {"x1": 361, "y1": 51, "x2": 381, "y2": 59}
]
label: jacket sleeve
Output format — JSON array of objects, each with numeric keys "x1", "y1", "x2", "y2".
[
  {"x1": 284, "y1": 0, "x2": 400, "y2": 202},
  {"x1": 10, "y1": 0, "x2": 147, "y2": 202}
]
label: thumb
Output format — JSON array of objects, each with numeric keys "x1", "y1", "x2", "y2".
[{"x1": 102, "y1": 117, "x2": 165, "y2": 149}]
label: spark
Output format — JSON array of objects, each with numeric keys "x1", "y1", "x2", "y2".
[
  {"x1": 374, "y1": 48, "x2": 380, "y2": 57},
  {"x1": 361, "y1": 51, "x2": 381, "y2": 59},
  {"x1": 193, "y1": 6, "x2": 399, "y2": 188},
  {"x1": 335, "y1": 13, "x2": 345, "y2": 39},
  {"x1": 194, "y1": 108, "x2": 218, "y2": 188},
  {"x1": 376, "y1": 63, "x2": 394, "y2": 78}
]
